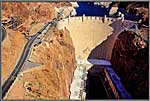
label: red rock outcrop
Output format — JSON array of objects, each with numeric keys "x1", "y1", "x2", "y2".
[
  {"x1": 111, "y1": 30, "x2": 148, "y2": 98},
  {"x1": 5, "y1": 28, "x2": 76, "y2": 100},
  {"x1": 2, "y1": 2, "x2": 75, "y2": 100},
  {"x1": 2, "y1": 2, "x2": 71, "y2": 32}
]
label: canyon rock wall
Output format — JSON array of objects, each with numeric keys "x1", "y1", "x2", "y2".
[
  {"x1": 111, "y1": 30, "x2": 148, "y2": 98},
  {"x1": 2, "y1": 2, "x2": 76, "y2": 100},
  {"x1": 2, "y1": 29, "x2": 25, "y2": 81},
  {"x1": 112, "y1": 2, "x2": 148, "y2": 25},
  {"x1": 2, "y1": 2, "x2": 71, "y2": 32},
  {"x1": 5, "y1": 28, "x2": 76, "y2": 100}
]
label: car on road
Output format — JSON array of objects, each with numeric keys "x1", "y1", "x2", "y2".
[{"x1": 34, "y1": 41, "x2": 42, "y2": 47}]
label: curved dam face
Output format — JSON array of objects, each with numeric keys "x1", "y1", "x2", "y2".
[
  {"x1": 57, "y1": 16, "x2": 114, "y2": 99},
  {"x1": 57, "y1": 16, "x2": 113, "y2": 60},
  {"x1": 57, "y1": 16, "x2": 135, "y2": 99}
]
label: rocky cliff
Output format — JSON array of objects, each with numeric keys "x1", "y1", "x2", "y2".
[
  {"x1": 111, "y1": 30, "x2": 148, "y2": 98},
  {"x1": 5, "y1": 28, "x2": 76, "y2": 100},
  {"x1": 2, "y1": 29, "x2": 25, "y2": 81},
  {"x1": 2, "y1": 2, "x2": 71, "y2": 32},
  {"x1": 113, "y1": 2, "x2": 148, "y2": 25},
  {"x1": 2, "y1": 2, "x2": 76, "y2": 100}
]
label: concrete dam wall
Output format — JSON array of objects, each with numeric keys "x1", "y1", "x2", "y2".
[
  {"x1": 57, "y1": 15, "x2": 115, "y2": 60},
  {"x1": 57, "y1": 15, "x2": 135, "y2": 99}
]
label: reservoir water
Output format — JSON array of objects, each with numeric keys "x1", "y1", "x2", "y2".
[
  {"x1": 75, "y1": 2, "x2": 141, "y2": 21},
  {"x1": 76, "y1": 2, "x2": 109, "y2": 16}
]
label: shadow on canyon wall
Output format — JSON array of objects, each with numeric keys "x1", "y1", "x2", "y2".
[
  {"x1": 87, "y1": 20, "x2": 126, "y2": 61},
  {"x1": 85, "y1": 20, "x2": 120, "y2": 99},
  {"x1": 85, "y1": 20, "x2": 149, "y2": 99},
  {"x1": 110, "y1": 30, "x2": 149, "y2": 99},
  {"x1": 85, "y1": 65, "x2": 108, "y2": 99}
]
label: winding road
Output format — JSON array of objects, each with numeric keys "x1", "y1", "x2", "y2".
[
  {"x1": 2, "y1": 13, "x2": 62, "y2": 98},
  {"x1": 1, "y1": 25, "x2": 6, "y2": 42},
  {"x1": 2, "y1": 23, "x2": 50, "y2": 98}
]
